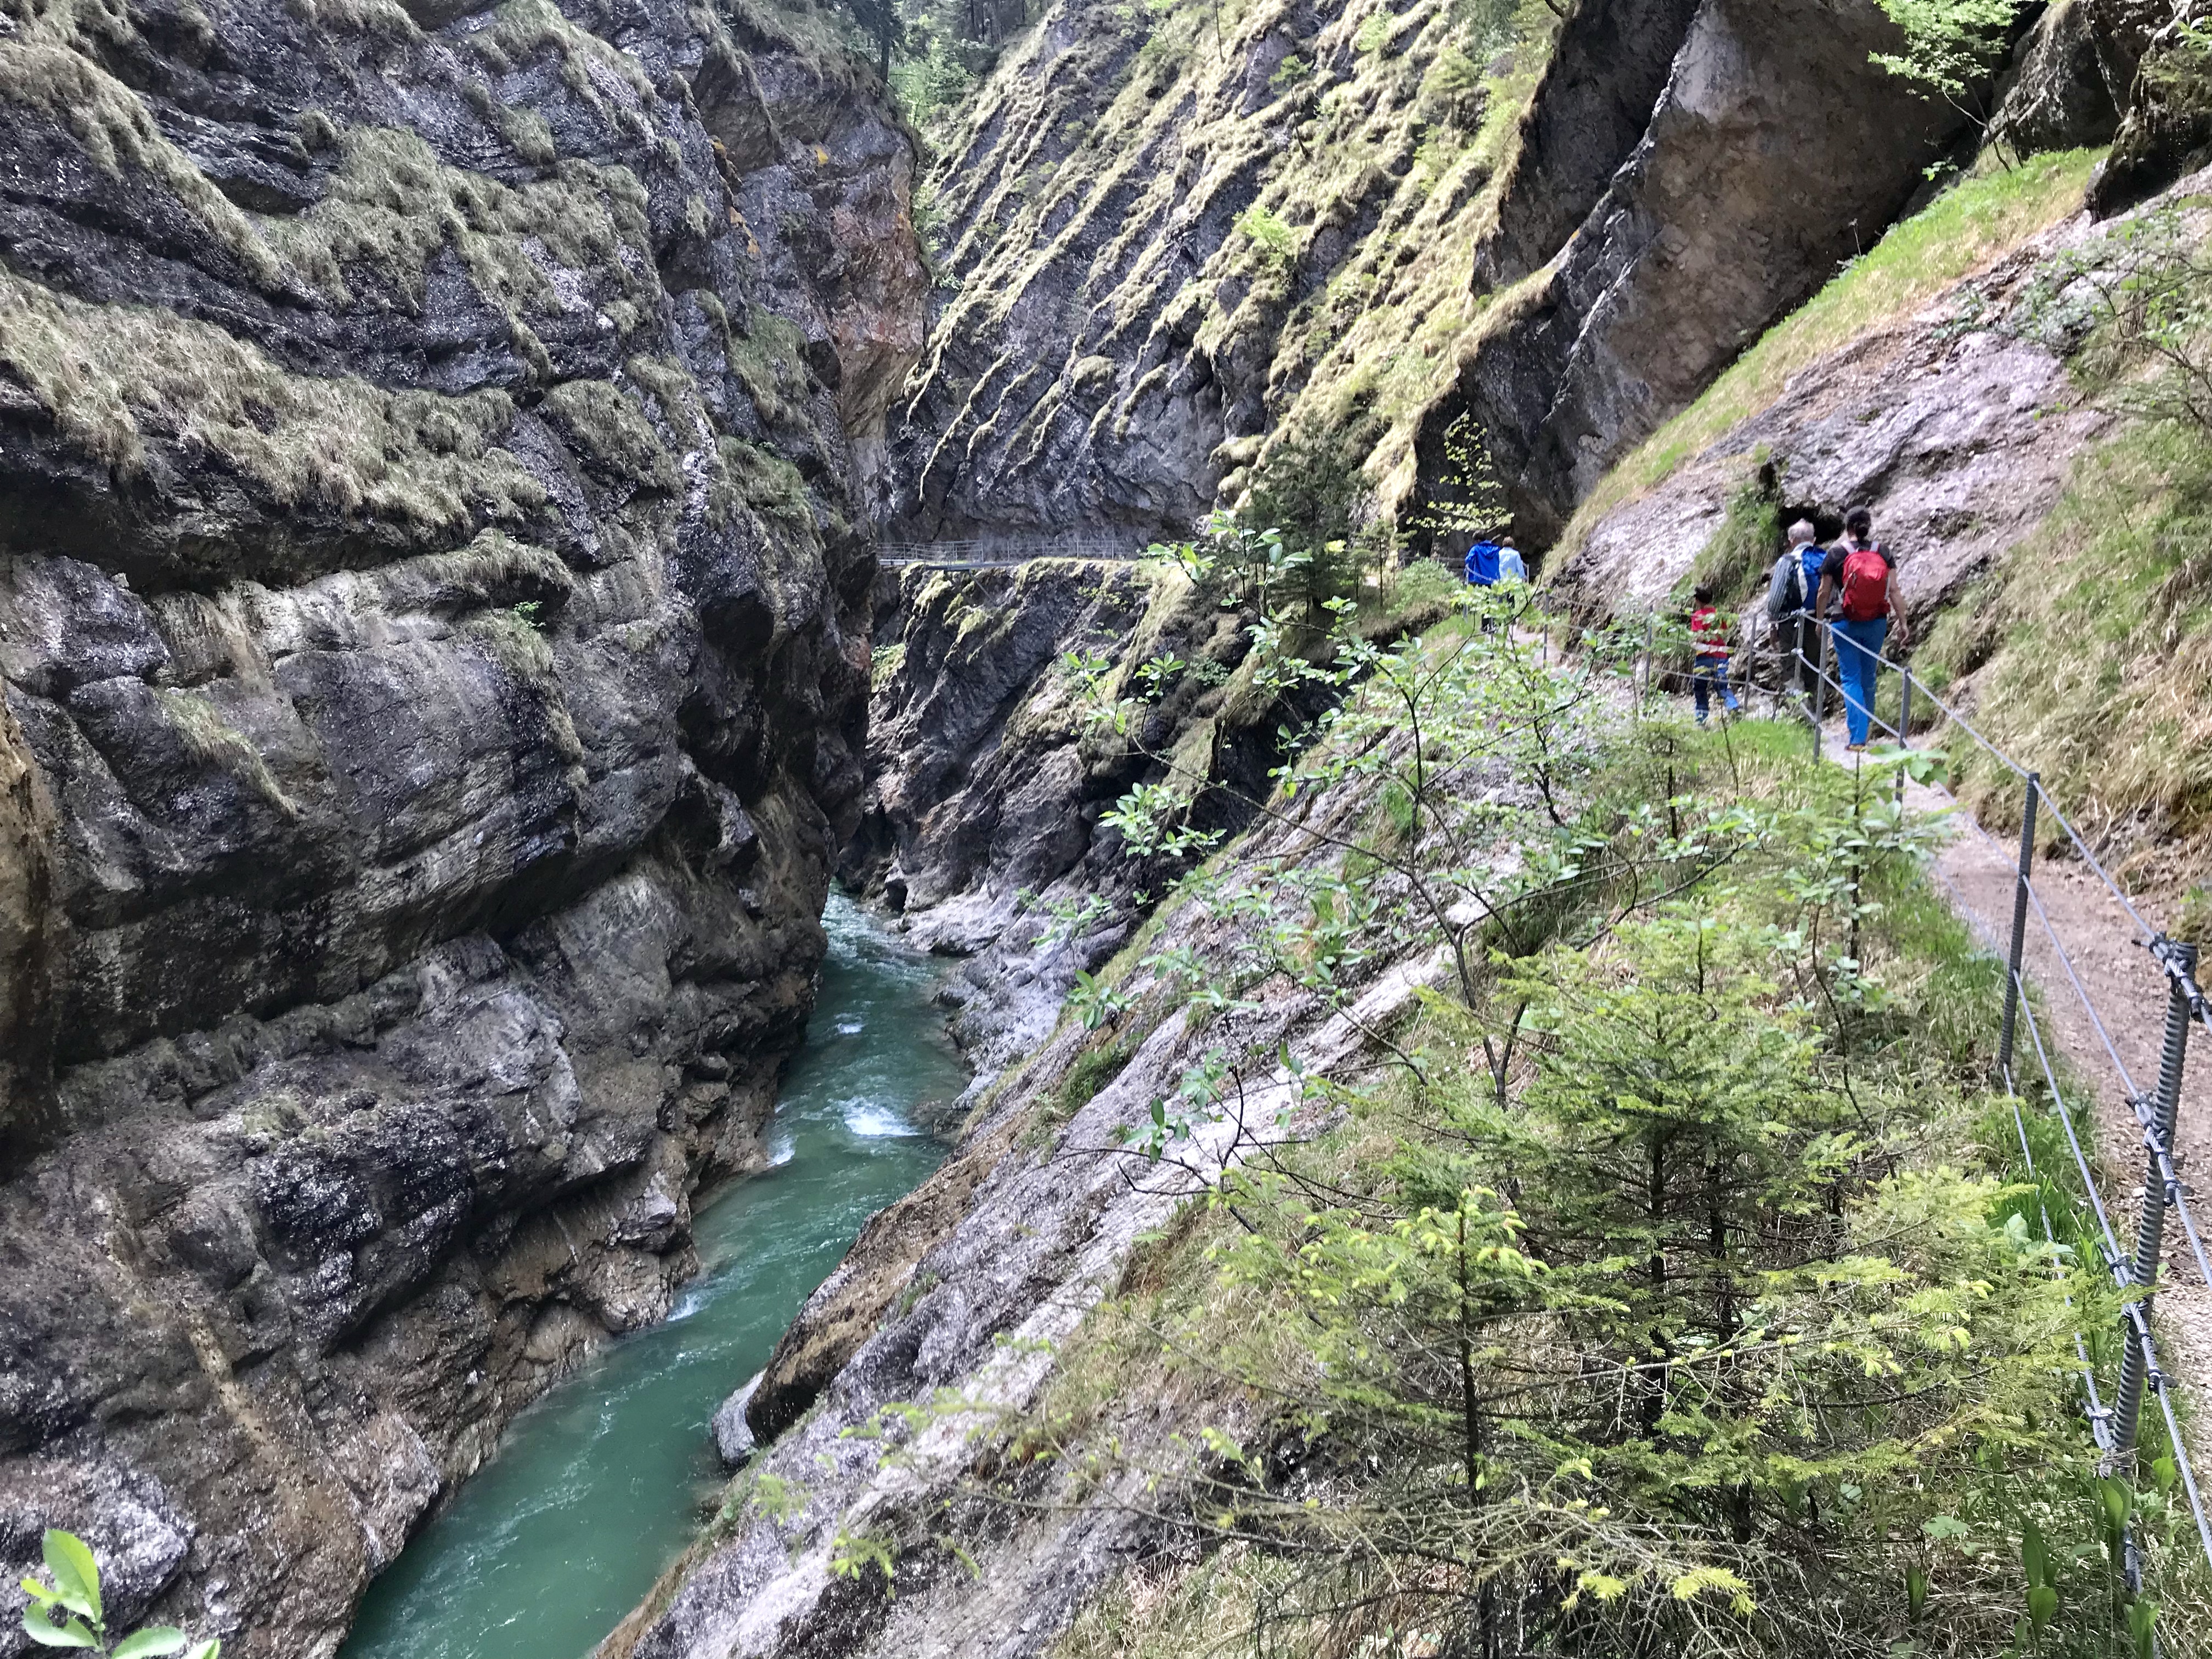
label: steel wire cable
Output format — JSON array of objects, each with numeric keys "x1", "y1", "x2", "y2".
[
  {"x1": 1790, "y1": 639, "x2": 1905, "y2": 743},
  {"x1": 2018, "y1": 975, "x2": 2128, "y2": 1266},
  {"x1": 2018, "y1": 975, "x2": 2212, "y2": 1569},
  {"x1": 1836, "y1": 621, "x2": 2159, "y2": 944},
  {"x1": 1939, "y1": 802, "x2": 2212, "y2": 1290},
  {"x1": 1925, "y1": 864, "x2": 2123, "y2": 1443},
  {"x1": 1732, "y1": 623, "x2": 2212, "y2": 1565},
  {"x1": 1830, "y1": 620, "x2": 2030, "y2": 780}
]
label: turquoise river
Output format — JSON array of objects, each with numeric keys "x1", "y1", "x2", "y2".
[{"x1": 339, "y1": 894, "x2": 966, "y2": 1659}]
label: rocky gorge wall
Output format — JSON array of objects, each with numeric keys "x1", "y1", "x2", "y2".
[
  {"x1": 603, "y1": 570, "x2": 1474, "y2": 1659},
  {"x1": 0, "y1": 0, "x2": 922, "y2": 1651},
  {"x1": 882, "y1": 0, "x2": 2023, "y2": 551},
  {"x1": 841, "y1": 556, "x2": 1357, "y2": 1077}
]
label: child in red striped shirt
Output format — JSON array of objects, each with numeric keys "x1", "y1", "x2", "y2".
[{"x1": 1689, "y1": 583, "x2": 1740, "y2": 725}]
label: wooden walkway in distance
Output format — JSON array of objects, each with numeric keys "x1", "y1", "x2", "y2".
[{"x1": 877, "y1": 534, "x2": 1154, "y2": 570}]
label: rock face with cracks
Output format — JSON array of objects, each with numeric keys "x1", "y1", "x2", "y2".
[
  {"x1": 1433, "y1": 0, "x2": 1969, "y2": 544},
  {"x1": 842, "y1": 556, "x2": 1376, "y2": 1081},
  {"x1": 1542, "y1": 174, "x2": 2212, "y2": 640},
  {"x1": 882, "y1": 0, "x2": 1996, "y2": 552},
  {"x1": 0, "y1": 0, "x2": 923, "y2": 1652}
]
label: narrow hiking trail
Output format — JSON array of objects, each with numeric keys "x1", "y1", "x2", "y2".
[
  {"x1": 1909, "y1": 768, "x2": 2212, "y2": 1459},
  {"x1": 1773, "y1": 692, "x2": 2212, "y2": 1464}
]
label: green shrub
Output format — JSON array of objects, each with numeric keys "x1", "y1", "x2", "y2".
[{"x1": 21, "y1": 1528, "x2": 221, "y2": 1657}]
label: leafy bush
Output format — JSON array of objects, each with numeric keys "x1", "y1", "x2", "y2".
[
  {"x1": 1235, "y1": 205, "x2": 1297, "y2": 277},
  {"x1": 1006, "y1": 614, "x2": 2207, "y2": 1655},
  {"x1": 20, "y1": 1529, "x2": 221, "y2": 1658}
]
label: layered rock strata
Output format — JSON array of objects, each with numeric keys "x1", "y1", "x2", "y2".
[
  {"x1": 1434, "y1": 0, "x2": 1970, "y2": 542},
  {"x1": 0, "y1": 0, "x2": 921, "y2": 1651},
  {"x1": 883, "y1": 0, "x2": 1997, "y2": 550},
  {"x1": 842, "y1": 558, "x2": 1297, "y2": 1075}
]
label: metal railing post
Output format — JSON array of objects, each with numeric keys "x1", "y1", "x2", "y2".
[
  {"x1": 1810, "y1": 618, "x2": 1828, "y2": 761},
  {"x1": 1996, "y1": 773, "x2": 2041, "y2": 1090},
  {"x1": 1895, "y1": 665, "x2": 1914, "y2": 803},
  {"x1": 2114, "y1": 940, "x2": 2196, "y2": 1457},
  {"x1": 1640, "y1": 613, "x2": 1656, "y2": 705}
]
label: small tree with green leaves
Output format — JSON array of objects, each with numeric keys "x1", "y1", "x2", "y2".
[
  {"x1": 1870, "y1": 0, "x2": 2026, "y2": 120},
  {"x1": 1414, "y1": 411, "x2": 1510, "y2": 551},
  {"x1": 20, "y1": 1530, "x2": 220, "y2": 1658}
]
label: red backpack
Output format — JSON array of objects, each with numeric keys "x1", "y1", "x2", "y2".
[{"x1": 1838, "y1": 544, "x2": 1891, "y2": 622}]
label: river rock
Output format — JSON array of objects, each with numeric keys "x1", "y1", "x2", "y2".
[
  {"x1": 710, "y1": 1373, "x2": 763, "y2": 1469},
  {"x1": 0, "y1": 0, "x2": 923, "y2": 1653}
]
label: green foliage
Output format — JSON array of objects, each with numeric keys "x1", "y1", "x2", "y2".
[
  {"x1": 1245, "y1": 420, "x2": 1379, "y2": 570},
  {"x1": 828, "y1": 1527, "x2": 898, "y2": 1592},
  {"x1": 1928, "y1": 418, "x2": 2212, "y2": 855},
  {"x1": 1928, "y1": 201, "x2": 2212, "y2": 847},
  {"x1": 1413, "y1": 411, "x2": 1509, "y2": 546},
  {"x1": 1022, "y1": 604, "x2": 2210, "y2": 1653},
  {"x1": 746, "y1": 1470, "x2": 806, "y2": 1525},
  {"x1": 20, "y1": 1530, "x2": 218, "y2": 1658},
  {"x1": 2025, "y1": 204, "x2": 2212, "y2": 436},
  {"x1": 1686, "y1": 457, "x2": 1783, "y2": 608},
  {"x1": 1236, "y1": 205, "x2": 1297, "y2": 277},
  {"x1": 1870, "y1": 0, "x2": 2027, "y2": 105}
]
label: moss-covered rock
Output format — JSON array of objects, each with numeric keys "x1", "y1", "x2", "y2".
[
  {"x1": 0, "y1": 0, "x2": 926, "y2": 1650},
  {"x1": 887, "y1": 0, "x2": 1993, "y2": 552}
]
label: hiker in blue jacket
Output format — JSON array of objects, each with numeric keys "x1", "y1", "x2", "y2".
[
  {"x1": 1464, "y1": 539, "x2": 1502, "y2": 586},
  {"x1": 1764, "y1": 520, "x2": 1826, "y2": 704}
]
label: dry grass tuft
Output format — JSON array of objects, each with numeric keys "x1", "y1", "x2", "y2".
[{"x1": 0, "y1": 267, "x2": 546, "y2": 528}]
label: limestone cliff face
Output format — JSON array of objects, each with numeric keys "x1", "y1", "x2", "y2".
[
  {"x1": 1440, "y1": 0, "x2": 1965, "y2": 542},
  {"x1": 1543, "y1": 162, "x2": 2211, "y2": 636},
  {"x1": 2091, "y1": 0, "x2": 2212, "y2": 213},
  {"x1": 0, "y1": 0, "x2": 922, "y2": 1651},
  {"x1": 881, "y1": 0, "x2": 1994, "y2": 550},
  {"x1": 841, "y1": 559, "x2": 1331, "y2": 1076}
]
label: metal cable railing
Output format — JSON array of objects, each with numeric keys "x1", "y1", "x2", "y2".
[{"x1": 1640, "y1": 603, "x2": 2212, "y2": 1580}]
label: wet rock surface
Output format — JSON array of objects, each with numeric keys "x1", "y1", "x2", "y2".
[
  {"x1": 843, "y1": 557, "x2": 1356, "y2": 1076},
  {"x1": 1542, "y1": 177, "x2": 2212, "y2": 632},
  {"x1": 608, "y1": 727, "x2": 1460, "y2": 1659},
  {"x1": 0, "y1": 0, "x2": 922, "y2": 1651}
]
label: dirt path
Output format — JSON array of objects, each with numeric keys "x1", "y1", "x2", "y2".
[{"x1": 1806, "y1": 726, "x2": 2212, "y2": 1474}]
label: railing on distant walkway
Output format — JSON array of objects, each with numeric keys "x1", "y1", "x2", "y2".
[
  {"x1": 877, "y1": 534, "x2": 1155, "y2": 569},
  {"x1": 1640, "y1": 609, "x2": 2212, "y2": 1587}
]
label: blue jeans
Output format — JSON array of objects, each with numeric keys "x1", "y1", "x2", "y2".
[
  {"x1": 1832, "y1": 617, "x2": 1888, "y2": 746},
  {"x1": 1692, "y1": 655, "x2": 1739, "y2": 721}
]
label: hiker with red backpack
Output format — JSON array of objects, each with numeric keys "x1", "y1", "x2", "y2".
[
  {"x1": 1815, "y1": 505, "x2": 1911, "y2": 752},
  {"x1": 1688, "y1": 582, "x2": 1740, "y2": 725}
]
